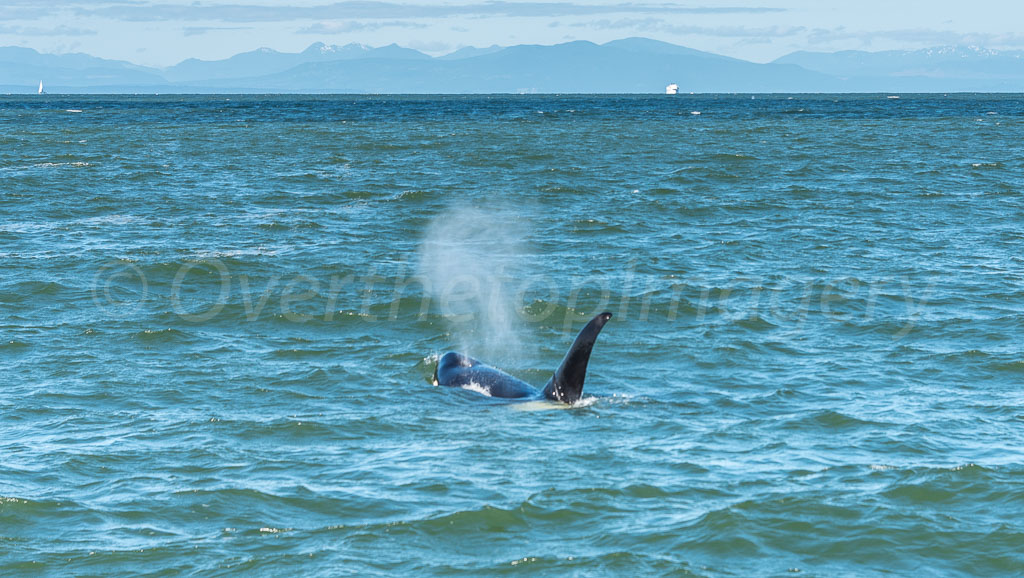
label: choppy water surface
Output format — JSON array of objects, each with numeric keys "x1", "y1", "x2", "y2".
[{"x1": 2, "y1": 94, "x2": 1023, "y2": 575}]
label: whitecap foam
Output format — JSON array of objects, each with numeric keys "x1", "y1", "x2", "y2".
[
  {"x1": 511, "y1": 400, "x2": 572, "y2": 411},
  {"x1": 572, "y1": 396, "x2": 599, "y2": 408},
  {"x1": 461, "y1": 382, "x2": 492, "y2": 397},
  {"x1": 32, "y1": 161, "x2": 90, "y2": 168},
  {"x1": 511, "y1": 395, "x2": 600, "y2": 411}
]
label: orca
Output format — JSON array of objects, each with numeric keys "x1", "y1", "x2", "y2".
[{"x1": 433, "y1": 312, "x2": 612, "y2": 404}]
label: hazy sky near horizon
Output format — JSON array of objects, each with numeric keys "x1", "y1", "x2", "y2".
[{"x1": 2, "y1": 0, "x2": 1023, "y2": 67}]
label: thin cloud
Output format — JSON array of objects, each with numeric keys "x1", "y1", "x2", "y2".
[
  {"x1": 0, "y1": 24, "x2": 97, "y2": 36},
  {"x1": 297, "y1": 20, "x2": 427, "y2": 34},
  {"x1": 75, "y1": 2, "x2": 786, "y2": 23},
  {"x1": 0, "y1": 0, "x2": 142, "y2": 20},
  {"x1": 0, "y1": 6, "x2": 50, "y2": 20},
  {"x1": 807, "y1": 27, "x2": 1024, "y2": 49},
  {"x1": 183, "y1": 26, "x2": 253, "y2": 37},
  {"x1": 576, "y1": 18, "x2": 805, "y2": 39},
  {"x1": 1, "y1": 0, "x2": 142, "y2": 4}
]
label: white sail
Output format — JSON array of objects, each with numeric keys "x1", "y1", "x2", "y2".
[
  {"x1": 665, "y1": 83, "x2": 679, "y2": 95},
  {"x1": 38, "y1": 81, "x2": 44, "y2": 94}
]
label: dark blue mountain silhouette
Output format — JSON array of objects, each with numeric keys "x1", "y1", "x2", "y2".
[{"x1": 4, "y1": 38, "x2": 1023, "y2": 93}]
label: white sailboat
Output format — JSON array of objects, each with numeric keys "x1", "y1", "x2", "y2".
[
  {"x1": 38, "y1": 81, "x2": 45, "y2": 95},
  {"x1": 665, "y1": 83, "x2": 679, "y2": 95}
]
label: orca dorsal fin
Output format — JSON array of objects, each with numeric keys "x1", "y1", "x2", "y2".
[{"x1": 542, "y1": 312, "x2": 612, "y2": 404}]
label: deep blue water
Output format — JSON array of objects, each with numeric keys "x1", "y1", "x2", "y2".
[{"x1": 2, "y1": 94, "x2": 1023, "y2": 575}]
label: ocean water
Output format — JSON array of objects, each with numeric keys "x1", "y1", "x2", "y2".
[{"x1": 1, "y1": 94, "x2": 1023, "y2": 576}]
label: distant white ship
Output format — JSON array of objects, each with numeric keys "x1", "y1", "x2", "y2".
[
  {"x1": 38, "y1": 81, "x2": 45, "y2": 95},
  {"x1": 665, "y1": 83, "x2": 679, "y2": 95}
]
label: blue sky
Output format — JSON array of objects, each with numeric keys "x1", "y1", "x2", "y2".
[{"x1": 2, "y1": 0, "x2": 1023, "y2": 66}]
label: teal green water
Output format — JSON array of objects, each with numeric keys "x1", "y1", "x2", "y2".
[{"x1": 2, "y1": 94, "x2": 1023, "y2": 575}]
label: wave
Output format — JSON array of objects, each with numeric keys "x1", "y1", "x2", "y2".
[{"x1": 780, "y1": 409, "x2": 892, "y2": 431}]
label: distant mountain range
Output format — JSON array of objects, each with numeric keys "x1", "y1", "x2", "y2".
[
  {"x1": 2, "y1": 38, "x2": 1023, "y2": 93},
  {"x1": 774, "y1": 45, "x2": 1024, "y2": 92}
]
